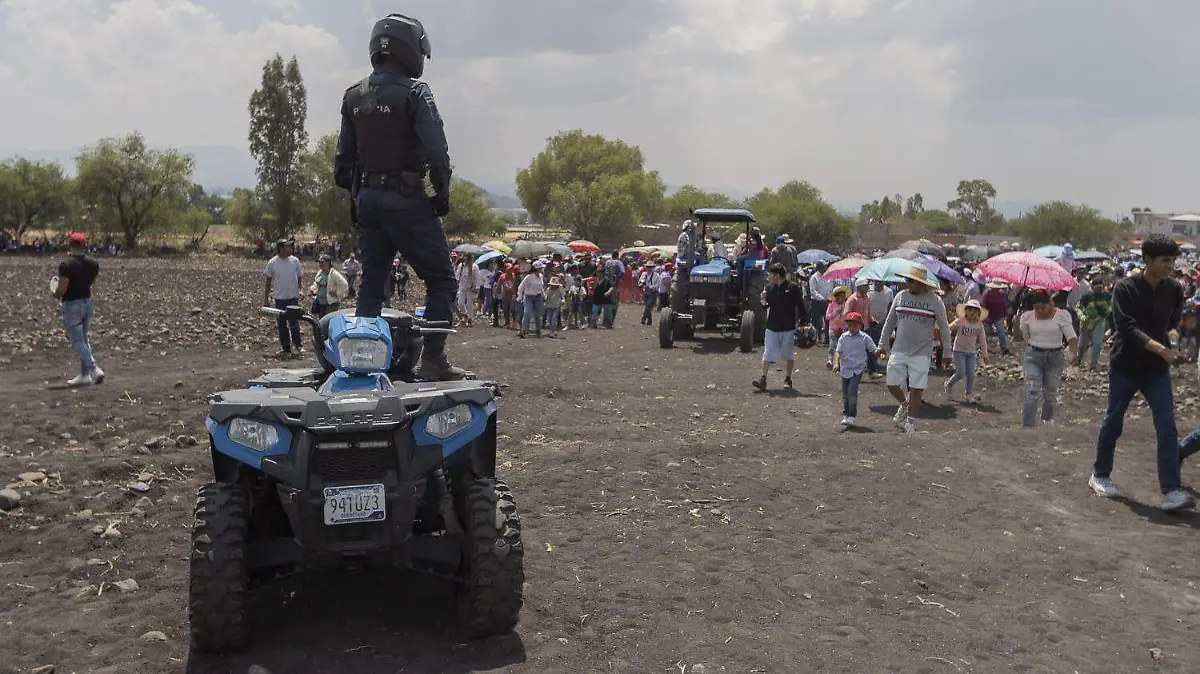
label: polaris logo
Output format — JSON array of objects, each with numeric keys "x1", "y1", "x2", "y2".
[{"x1": 313, "y1": 412, "x2": 397, "y2": 428}]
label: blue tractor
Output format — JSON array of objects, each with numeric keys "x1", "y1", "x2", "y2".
[
  {"x1": 658, "y1": 208, "x2": 767, "y2": 352},
  {"x1": 188, "y1": 306, "x2": 522, "y2": 652}
]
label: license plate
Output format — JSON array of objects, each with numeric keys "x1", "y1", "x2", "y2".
[{"x1": 322, "y1": 484, "x2": 386, "y2": 525}]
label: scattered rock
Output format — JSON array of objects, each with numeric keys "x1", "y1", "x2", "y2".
[
  {"x1": 143, "y1": 436, "x2": 165, "y2": 450},
  {"x1": 176, "y1": 434, "x2": 198, "y2": 446},
  {"x1": 0, "y1": 487, "x2": 21, "y2": 510},
  {"x1": 134, "y1": 496, "x2": 153, "y2": 510},
  {"x1": 86, "y1": 558, "x2": 106, "y2": 566},
  {"x1": 131, "y1": 482, "x2": 150, "y2": 493},
  {"x1": 114, "y1": 579, "x2": 140, "y2": 593},
  {"x1": 174, "y1": 381, "x2": 184, "y2": 388},
  {"x1": 101, "y1": 523, "x2": 122, "y2": 539},
  {"x1": 74, "y1": 509, "x2": 93, "y2": 519},
  {"x1": 18, "y1": 471, "x2": 46, "y2": 483},
  {"x1": 31, "y1": 666, "x2": 55, "y2": 674},
  {"x1": 140, "y1": 629, "x2": 168, "y2": 642},
  {"x1": 247, "y1": 666, "x2": 273, "y2": 674}
]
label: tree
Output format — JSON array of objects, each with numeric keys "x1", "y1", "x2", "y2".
[
  {"x1": 947, "y1": 179, "x2": 999, "y2": 234},
  {"x1": 0, "y1": 158, "x2": 73, "y2": 240},
  {"x1": 444, "y1": 178, "x2": 505, "y2": 239},
  {"x1": 746, "y1": 184, "x2": 852, "y2": 251},
  {"x1": 1011, "y1": 201, "x2": 1119, "y2": 249},
  {"x1": 661, "y1": 185, "x2": 739, "y2": 222},
  {"x1": 546, "y1": 175, "x2": 641, "y2": 245},
  {"x1": 300, "y1": 133, "x2": 352, "y2": 240},
  {"x1": 177, "y1": 205, "x2": 215, "y2": 250},
  {"x1": 515, "y1": 130, "x2": 665, "y2": 238},
  {"x1": 248, "y1": 54, "x2": 308, "y2": 240},
  {"x1": 225, "y1": 188, "x2": 271, "y2": 243},
  {"x1": 916, "y1": 209, "x2": 959, "y2": 234},
  {"x1": 75, "y1": 133, "x2": 194, "y2": 249},
  {"x1": 904, "y1": 193, "x2": 924, "y2": 218}
]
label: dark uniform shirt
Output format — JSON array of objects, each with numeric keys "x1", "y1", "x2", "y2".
[
  {"x1": 1110, "y1": 275, "x2": 1183, "y2": 380},
  {"x1": 763, "y1": 281, "x2": 809, "y2": 332},
  {"x1": 58, "y1": 255, "x2": 99, "y2": 302}
]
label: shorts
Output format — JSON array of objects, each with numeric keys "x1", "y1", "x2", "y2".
[
  {"x1": 885, "y1": 351, "x2": 930, "y2": 390},
  {"x1": 762, "y1": 329, "x2": 796, "y2": 363}
]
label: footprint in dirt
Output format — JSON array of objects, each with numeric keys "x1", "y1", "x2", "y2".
[{"x1": 184, "y1": 570, "x2": 526, "y2": 674}]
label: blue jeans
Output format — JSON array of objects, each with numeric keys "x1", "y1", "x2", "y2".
[
  {"x1": 591, "y1": 304, "x2": 615, "y2": 325},
  {"x1": 1094, "y1": 369, "x2": 1200, "y2": 494},
  {"x1": 641, "y1": 290, "x2": 657, "y2": 323},
  {"x1": 946, "y1": 351, "x2": 977, "y2": 394},
  {"x1": 521, "y1": 295, "x2": 544, "y2": 334},
  {"x1": 841, "y1": 373, "x2": 862, "y2": 417},
  {"x1": 1021, "y1": 347, "x2": 1064, "y2": 427},
  {"x1": 1077, "y1": 322, "x2": 1105, "y2": 368},
  {"x1": 545, "y1": 307, "x2": 562, "y2": 335},
  {"x1": 62, "y1": 299, "x2": 96, "y2": 375},
  {"x1": 986, "y1": 317, "x2": 1008, "y2": 351}
]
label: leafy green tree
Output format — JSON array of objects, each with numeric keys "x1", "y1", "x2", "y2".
[
  {"x1": 746, "y1": 184, "x2": 852, "y2": 250},
  {"x1": 225, "y1": 188, "x2": 272, "y2": 243},
  {"x1": 444, "y1": 178, "x2": 505, "y2": 239},
  {"x1": 515, "y1": 130, "x2": 665, "y2": 237},
  {"x1": 916, "y1": 208, "x2": 959, "y2": 234},
  {"x1": 248, "y1": 54, "x2": 308, "y2": 240},
  {"x1": 904, "y1": 193, "x2": 924, "y2": 218},
  {"x1": 661, "y1": 184, "x2": 739, "y2": 222},
  {"x1": 74, "y1": 133, "x2": 194, "y2": 249},
  {"x1": 300, "y1": 133, "x2": 352, "y2": 240},
  {"x1": 947, "y1": 179, "x2": 1000, "y2": 234},
  {"x1": 0, "y1": 158, "x2": 73, "y2": 240},
  {"x1": 1012, "y1": 201, "x2": 1119, "y2": 249}
]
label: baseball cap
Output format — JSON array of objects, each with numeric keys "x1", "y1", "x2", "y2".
[
  {"x1": 318, "y1": 254, "x2": 332, "y2": 263},
  {"x1": 844, "y1": 311, "x2": 864, "y2": 324},
  {"x1": 68, "y1": 232, "x2": 87, "y2": 247}
]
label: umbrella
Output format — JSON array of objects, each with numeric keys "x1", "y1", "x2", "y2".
[
  {"x1": 963, "y1": 245, "x2": 1002, "y2": 262},
  {"x1": 1032, "y1": 245, "x2": 1064, "y2": 259},
  {"x1": 855, "y1": 258, "x2": 933, "y2": 284},
  {"x1": 474, "y1": 249, "x2": 504, "y2": 268},
  {"x1": 977, "y1": 252, "x2": 1078, "y2": 291},
  {"x1": 567, "y1": 239, "x2": 600, "y2": 254},
  {"x1": 453, "y1": 243, "x2": 487, "y2": 255},
  {"x1": 796, "y1": 249, "x2": 839, "y2": 265},
  {"x1": 508, "y1": 240, "x2": 554, "y2": 258},
  {"x1": 824, "y1": 256, "x2": 870, "y2": 281},
  {"x1": 916, "y1": 256, "x2": 965, "y2": 286},
  {"x1": 539, "y1": 242, "x2": 574, "y2": 257},
  {"x1": 1074, "y1": 249, "x2": 1110, "y2": 262},
  {"x1": 482, "y1": 240, "x2": 511, "y2": 254},
  {"x1": 898, "y1": 239, "x2": 945, "y2": 259},
  {"x1": 882, "y1": 248, "x2": 924, "y2": 261}
]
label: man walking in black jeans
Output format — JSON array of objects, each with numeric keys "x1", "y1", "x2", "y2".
[
  {"x1": 1089, "y1": 234, "x2": 1200, "y2": 511},
  {"x1": 263, "y1": 239, "x2": 304, "y2": 358}
]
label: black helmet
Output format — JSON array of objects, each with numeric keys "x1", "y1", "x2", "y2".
[{"x1": 369, "y1": 13, "x2": 431, "y2": 77}]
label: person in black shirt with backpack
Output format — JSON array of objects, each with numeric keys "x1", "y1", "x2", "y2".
[{"x1": 52, "y1": 233, "x2": 104, "y2": 387}]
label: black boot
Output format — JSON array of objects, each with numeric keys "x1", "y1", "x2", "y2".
[{"x1": 416, "y1": 346, "x2": 466, "y2": 381}]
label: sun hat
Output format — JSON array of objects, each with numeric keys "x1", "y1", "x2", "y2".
[
  {"x1": 782, "y1": 233, "x2": 794, "y2": 243},
  {"x1": 956, "y1": 299, "x2": 989, "y2": 322},
  {"x1": 548, "y1": 276, "x2": 562, "y2": 287},
  {"x1": 896, "y1": 264, "x2": 938, "y2": 288},
  {"x1": 844, "y1": 311, "x2": 864, "y2": 325},
  {"x1": 986, "y1": 279, "x2": 1009, "y2": 289},
  {"x1": 828, "y1": 286, "x2": 850, "y2": 301}
]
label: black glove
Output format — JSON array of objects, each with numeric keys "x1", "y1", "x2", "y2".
[{"x1": 431, "y1": 193, "x2": 450, "y2": 217}]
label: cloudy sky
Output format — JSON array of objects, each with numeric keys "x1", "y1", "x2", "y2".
[{"x1": 0, "y1": 0, "x2": 1196, "y2": 212}]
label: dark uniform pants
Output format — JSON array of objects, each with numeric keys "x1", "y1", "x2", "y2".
[{"x1": 354, "y1": 188, "x2": 457, "y2": 351}]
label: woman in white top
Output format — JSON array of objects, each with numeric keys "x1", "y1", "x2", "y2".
[{"x1": 1017, "y1": 288, "x2": 1079, "y2": 428}]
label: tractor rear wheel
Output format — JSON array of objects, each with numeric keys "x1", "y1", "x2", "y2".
[
  {"x1": 658, "y1": 310, "x2": 675, "y2": 348},
  {"x1": 739, "y1": 309, "x2": 755, "y2": 353},
  {"x1": 457, "y1": 478, "x2": 524, "y2": 638},
  {"x1": 188, "y1": 482, "x2": 250, "y2": 653}
]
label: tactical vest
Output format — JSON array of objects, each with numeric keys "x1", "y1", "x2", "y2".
[{"x1": 343, "y1": 75, "x2": 424, "y2": 177}]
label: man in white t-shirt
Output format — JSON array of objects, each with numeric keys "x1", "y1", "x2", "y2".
[{"x1": 263, "y1": 239, "x2": 304, "y2": 357}]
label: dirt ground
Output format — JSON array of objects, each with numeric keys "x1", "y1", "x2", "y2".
[{"x1": 3, "y1": 255, "x2": 1200, "y2": 674}]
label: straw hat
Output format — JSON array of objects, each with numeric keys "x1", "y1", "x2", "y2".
[
  {"x1": 548, "y1": 276, "x2": 563, "y2": 287},
  {"x1": 896, "y1": 264, "x2": 938, "y2": 288},
  {"x1": 827, "y1": 286, "x2": 850, "y2": 301},
  {"x1": 956, "y1": 299, "x2": 989, "y2": 322}
]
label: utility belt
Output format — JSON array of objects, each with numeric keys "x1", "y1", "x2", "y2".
[{"x1": 359, "y1": 171, "x2": 427, "y2": 198}]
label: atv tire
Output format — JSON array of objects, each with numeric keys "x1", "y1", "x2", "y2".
[
  {"x1": 658, "y1": 310, "x2": 675, "y2": 349},
  {"x1": 739, "y1": 309, "x2": 755, "y2": 353},
  {"x1": 188, "y1": 482, "x2": 251, "y2": 653},
  {"x1": 457, "y1": 478, "x2": 524, "y2": 638}
]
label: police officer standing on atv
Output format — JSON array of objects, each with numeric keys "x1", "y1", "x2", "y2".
[{"x1": 334, "y1": 13, "x2": 463, "y2": 381}]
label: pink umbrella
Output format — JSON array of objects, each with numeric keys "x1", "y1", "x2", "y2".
[
  {"x1": 823, "y1": 256, "x2": 870, "y2": 281},
  {"x1": 977, "y1": 252, "x2": 1078, "y2": 291}
]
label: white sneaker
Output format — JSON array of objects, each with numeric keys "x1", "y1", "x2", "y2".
[
  {"x1": 1088, "y1": 475, "x2": 1118, "y2": 498},
  {"x1": 893, "y1": 402, "x2": 909, "y2": 428},
  {"x1": 943, "y1": 380, "x2": 954, "y2": 398},
  {"x1": 902, "y1": 420, "x2": 916, "y2": 434},
  {"x1": 67, "y1": 373, "x2": 94, "y2": 387},
  {"x1": 90, "y1": 367, "x2": 105, "y2": 384},
  {"x1": 1042, "y1": 419, "x2": 1056, "y2": 428},
  {"x1": 967, "y1": 394, "x2": 980, "y2": 405},
  {"x1": 840, "y1": 416, "x2": 851, "y2": 427},
  {"x1": 846, "y1": 416, "x2": 856, "y2": 427},
  {"x1": 1162, "y1": 490, "x2": 1195, "y2": 512}
]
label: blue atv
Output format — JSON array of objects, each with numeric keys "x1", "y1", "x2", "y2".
[{"x1": 188, "y1": 306, "x2": 523, "y2": 652}]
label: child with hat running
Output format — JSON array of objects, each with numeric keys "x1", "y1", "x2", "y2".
[
  {"x1": 944, "y1": 299, "x2": 990, "y2": 403},
  {"x1": 833, "y1": 312, "x2": 876, "y2": 428}
]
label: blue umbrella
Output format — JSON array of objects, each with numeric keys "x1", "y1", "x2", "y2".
[
  {"x1": 855, "y1": 258, "x2": 933, "y2": 283},
  {"x1": 474, "y1": 249, "x2": 504, "y2": 268},
  {"x1": 796, "y1": 249, "x2": 839, "y2": 265},
  {"x1": 916, "y1": 255, "x2": 965, "y2": 286},
  {"x1": 1033, "y1": 245, "x2": 1064, "y2": 259}
]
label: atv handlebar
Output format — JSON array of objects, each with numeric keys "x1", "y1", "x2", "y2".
[{"x1": 258, "y1": 306, "x2": 458, "y2": 340}]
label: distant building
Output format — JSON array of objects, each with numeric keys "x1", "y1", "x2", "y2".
[{"x1": 1131, "y1": 209, "x2": 1200, "y2": 238}]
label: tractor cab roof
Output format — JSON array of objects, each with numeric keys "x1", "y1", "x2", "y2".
[{"x1": 692, "y1": 208, "x2": 756, "y2": 223}]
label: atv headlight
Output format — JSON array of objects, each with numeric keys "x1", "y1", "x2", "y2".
[
  {"x1": 424, "y1": 404, "x2": 473, "y2": 439},
  {"x1": 337, "y1": 338, "x2": 388, "y2": 370},
  {"x1": 228, "y1": 418, "x2": 280, "y2": 452}
]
